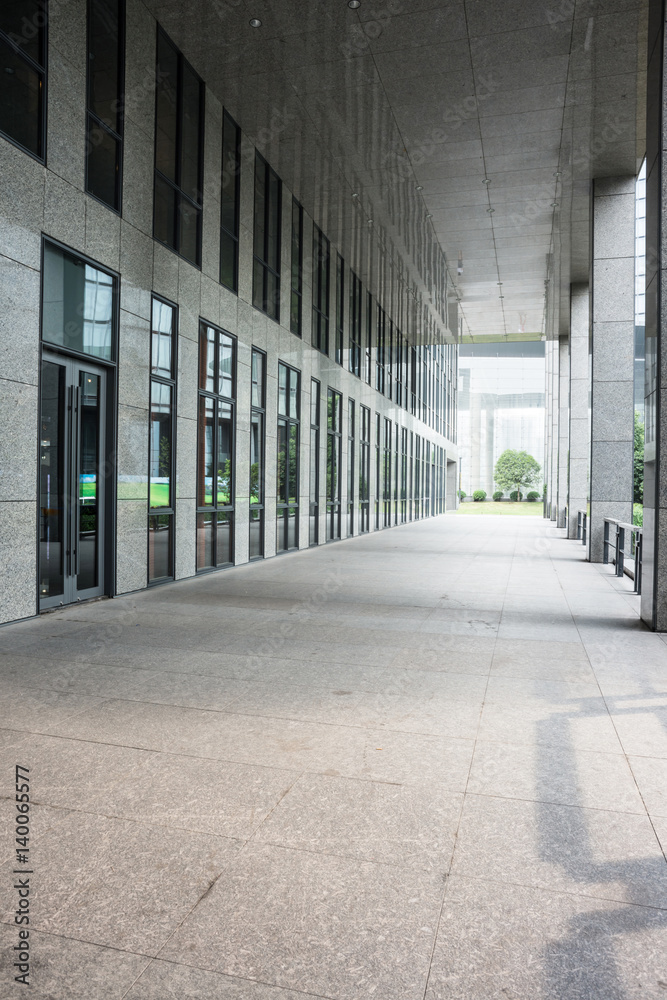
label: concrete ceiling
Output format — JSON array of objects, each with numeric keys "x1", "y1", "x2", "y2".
[{"x1": 145, "y1": 0, "x2": 647, "y2": 342}]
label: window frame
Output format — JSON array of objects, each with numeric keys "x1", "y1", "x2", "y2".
[
  {"x1": 85, "y1": 0, "x2": 125, "y2": 213},
  {"x1": 153, "y1": 27, "x2": 205, "y2": 267},
  {"x1": 290, "y1": 198, "x2": 303, "y2": 337},
  {"x1": 196, "y1": 320, "x2": 237, "y2": 571},
  {"x1": 277, "y1": 361, "x2": 300, "y2": 552},
  {"x1": 326, "y1": 387, "x2": 342, "y2": 541},
  {"x1": 148, "y1": 294, "x2": 177, "y2": 584},
  {"x1": 312, "y1": 224, "x2": 330, "y2": 355},
  {"x1": 220, "y1": 109, "x2": 241, "y2": 292},
  {"x1": 349, "y1": 270, "x2": 362, "y2": 378},
  {"x1": 0, "y1": 0, "x2": 48, "y2": 162},
  {"x1": 249, "y1": 347, "x2": 266, "y2": 559},
  {"x1": 253, "y1": 151, "x2": 282, "y2": 322}
]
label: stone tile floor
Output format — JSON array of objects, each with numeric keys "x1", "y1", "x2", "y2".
[{"x1": 1, "y1": 515, "x2": 667, "y2": 998}]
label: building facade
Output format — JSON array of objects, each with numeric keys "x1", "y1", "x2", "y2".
[{"x1": 0, "y1": 0, "x2": 458, "y2": 626}]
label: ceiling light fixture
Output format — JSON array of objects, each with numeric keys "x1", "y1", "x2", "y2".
[
  {"x1": 486, "y1": 208, "x2": 495, "y2": 214},
  {"x1": 482, "y1": 177, "x2": 491, "y2": 185},
  {"x1": 416, "y1": 185, "x2": 423, "y2": 191},
  {"x1": 348, "y1": 0, "x2": 361, "y2": 7},
  {"x1": 249, "y1": 17, "x2": 262, "y2": 27},
  {"x1": 551, "y1": 202, "x2": 559, "y2": 208},
  {"x1": 351, "y1": 192, "x2": 359, "y2": 198},
  {"x1": 426, "y1": 213, "x2": 433, "y2": 219}
]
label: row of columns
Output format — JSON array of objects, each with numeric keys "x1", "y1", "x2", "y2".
[{"x1": 543, "y1": 178, "x2": 637, "y2": 595}]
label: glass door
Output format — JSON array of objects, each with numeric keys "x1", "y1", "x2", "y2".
[{"x1": 39, "y1": 354, "x2": 107, "y2": 608}]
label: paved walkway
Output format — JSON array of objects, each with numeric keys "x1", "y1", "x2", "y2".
[{"x1": 1, "y1": 515, "x2": 667, "y2": 999}]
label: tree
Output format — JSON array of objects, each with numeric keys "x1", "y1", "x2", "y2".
[
  {"x1": 634, "y1": 410, "x2": 644, "y2": 504},
  {"x1": 494, "y1": 450, "x2": 541, "y2": 501}
]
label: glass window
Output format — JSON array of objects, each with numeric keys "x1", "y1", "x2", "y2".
[
  {"x1": 220, "y1": 111, "x2": 240, "y2": 292},
  {"x1": 326, "y1": 388, "x2": 342, "y2": 541},
  {"x1": 0, "y1": 1, "x2": 47, "y2": 159},
  {"x1": 42, "y1": 241, "x2": 116, "y2": 361},
  {"x1": 253, "y1": 152, "x2": 282, "y2": 321},
  {"x1": 290, "y1": 199, "x2": 303, "y2": 337},
  {"x1": 335, "y1": 254, "x2": 344, "y2": 366},
  {"x1": 197, "y1": 322, "x2": 236, "y2": 569},
  {"x1": 149, "y1": 296, "x2": 177, "y2": 584},
  {"x1": 376, "y1": 307, "x2": 385, "y2": 394},
  {"x1": 312, "y1": 225, "x2": 330, "y2": 355},
  {"x1": 359, "y1": 404, "x2": 370, "y2": 533},
  {"x1": 364, "y1": 292, "x2": 373, "y2": 385},
  {"x1": 250, "y1": 348, "x2": 265, "y2": 559},
  {"x1": 277, "y1": 362, "x2": 300, "y2": 552},
  {"x1": 86, "y1": 0, "x2": 124, "y2": 211},
  {"x1": 154, "y1": 29, "x2": 204, "y2": 266},
  {"x1": 349, "y1": 271, "x2": 362, "y2": 378},
  {"x1": 310, "y1": 379, "x2": 320, "y2": 546}
]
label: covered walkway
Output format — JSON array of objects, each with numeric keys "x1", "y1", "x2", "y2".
[{"x1": 1, "y1": 515, "x2": 667, "y2": 998}]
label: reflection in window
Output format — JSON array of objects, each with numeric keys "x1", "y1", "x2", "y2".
[
  {"x1": 310, "y1": 379, "x2": 320, "y2": 546},
  {"x1": 42, "y1": 242, "x2": 116, "y2": 361},
  {"x1": 277, "y1": 362, "x2": 300, "y2": 552},
  {"x1": 312, "y1": 225, "x2": 330, "y2": 355},
  {"x1": 250, "y1": 348, "x2": 265, "y2": 559},
  {"x1": 86, "y1": 0, "x2": 125, "y2": 211},
  {"x1": 148, "y1": 296, "x2": 176, "y2": 583},
  {"x1": 197, "y1": 322, "x2": 236, "y2": 569},
  {"x1": 253, "y1": 152, "x2": 282, "y2": 321},
  {"x1": 349, "y1": 271, "x2": 362, "y2": 377},
  {"x1": 290, "y1": 199, "x2": 303, "y2": 337},
  {"x1": 326, "y1": 388, "x2": 342, "y2": 541},
  {"x1": 154, "y1": 29, "x2": 204, "y2": 266},
  {"x1": 0, "y1": 1, "x2": 47, "y2": 159},
  {"x1": 347, "y1": 398, "x2": 355, "y2": 536},
  {"x1": 359, "y1": 404, "x2": 370, "y2": 533},
  {"x1": 220, "y1": 111, "x2": 240, "y2": 291},
  {"x1": 336, "y1": 254, "x2": 344, "y2": 366}
]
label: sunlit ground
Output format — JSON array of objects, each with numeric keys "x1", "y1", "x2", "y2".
[{"x1": 453, "y1": 501, "x2": 543, "y2": 516}]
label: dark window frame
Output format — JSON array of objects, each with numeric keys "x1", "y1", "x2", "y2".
[
  {"x1": 85, "y1": 0, "x2": 125, "y2": 213},
  {"x1": 148, "y1": 294, "x2": 177, "y2": 584},
  {"x1": 347, "y1": 397, "x2": 355, "y2": 536},
  {"x1": 349, "y1": 270, "x2": 362, "y2": 378},
  {"x1": 0, "y1": 0, "x2": 48, "y2": 162},
  {"x1": 326, "y1": 387, "x2": 342, "y2": 541},
  {"x1": 153, "y1": 27, "x2": 205, "y2": 267},
  {"x1": 312, "y1": 224, "x2": 330, "y2": 355},
  {"x1": 359, "y1": 403, "x2": 370, "y2": 533},
  {"x1": 277, "y1": 361, "x2": 300, "y2": 552},
  {"x1": 335, "y1": 253, "x2": 344, "y2": 366},
  {"x1": 196, "y1": 320, "x2": 237, "y2": 571},
  {"x1": 249, "y1": 346, "x2": 266, "y2": 559},
  {"x1": 309, "y1": 377, "x2": 320, "y2": 546},
  {"x1": 290, "y1": 198, "x2": 303, "y2": 337},
  {"x1": 253, "y1": 151, "x2": 282, "y2": 322},
  {"x1": 220, "y1": 109, "x2": 241, "y2": 292}
]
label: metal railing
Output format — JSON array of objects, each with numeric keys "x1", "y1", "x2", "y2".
[
  {"x1": 603, "y1": 517, "x2": 643, "y2": 594},
  {"x1": 576, "y1": 510, "x2": 587, "y2": 545}
]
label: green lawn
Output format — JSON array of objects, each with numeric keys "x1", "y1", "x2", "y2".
[{"x1": 454, "y1": 501, "x2": 543, "y2": 516}]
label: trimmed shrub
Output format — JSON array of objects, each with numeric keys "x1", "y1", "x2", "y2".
[
  {"x1": 493, "y1": 491, "x2": 503, "y2": 501},
  {"x1": 527, "y1": 491, "x2": 539, "y2": 502},
  {"x1": 458, "y1": 490, "x2": 466, "y2": 500},
  {"x1": 510, "y1": 490, "x2": 521, "y2": 501},
  {"x1": 473, "y1": 490, "x2": 487, "y2": 502}
]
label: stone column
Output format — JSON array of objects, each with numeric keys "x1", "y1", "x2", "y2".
[
  {"x1": 568, "y1": 284, "x2": 590, "y2": 538},
  {"x1": 557, "y1": 335, "x2": 570, "y2": 528},
  {"x1": 589, "y1": 177, "x2": 636, "y2": 563},
  {"x1": 642, "y1": 0, "x2": 666, "y2": 627}
]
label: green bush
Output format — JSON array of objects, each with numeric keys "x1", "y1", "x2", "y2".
[
  {"x1": 493, "y1": 491, "x2": 503, "y2": 501},
  {"x1": 510, "y1": 490, "x2": 521, "y2": 501},
  {"x1": 527, "y1": 491, "x2": 539, "y2": 502},
  {"x1": 473, "y1": 490, "x2": 487, "y2": 502},
  {"x1": 633, "y1": 503, "x2": 643, "y2": 527},
  {"x1": 458, "y1": 490, "x2": 466, "y2": 500}
]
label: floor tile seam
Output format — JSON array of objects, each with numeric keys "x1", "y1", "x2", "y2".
[
  {"x1": 241, "y1": 769, "x2": 305, "y2": 848},
  {"x1": 552, "y1": 537, "x2": 667, "y2": 862},
  {"x1": 241, "y1": 834, "x2": 452, "y2": 875},
  {"x1": 0, "y1": 801, "x2": 248, "y2": 850},
  {"x1": 0, "y1": 919, "x2": 158, "y2": 968},
  {"x1": 459, "y1": 789, "x2": 647, "y2": 817},
  {"x1": 472, "y1": 734, "x2": 627, "y2": 755},
  {"x1": 441, "y1": 871, "x2": 667, "y2": 912},
  {"x1": 128, "y1": 951, "x2": 340, "y2": 1000},
  {"x1": 57, "y1": 697, "x2": 478, "y2": 741}
]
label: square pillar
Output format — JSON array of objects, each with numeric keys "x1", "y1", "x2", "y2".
[
  {"x1": 557, "y1": 335, "x2": 570, "y2": 528},
  {"x1": 567, "y1": 284, "x2": 590, "y2": 538},
  {"x1": 589, "y1": 177, "x2": 636, "y2": 562}
]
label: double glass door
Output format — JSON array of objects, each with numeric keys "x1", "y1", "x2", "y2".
[{"x1": 39, "y1": 354, "x2": 107, "y2": 608}]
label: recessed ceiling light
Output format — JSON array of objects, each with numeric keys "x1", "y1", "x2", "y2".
[
  {"x1": 426, "y1": 213, "x2": 433, "y2": 219},
  {"x1": 482, "y1": 178, "x2": 491, "y2": 185},
  {"x1": 486, "y1": 208, "x2": 495, "y2": 214},
  {"x1": 249, "y1": 17, "x2": 262, "y2": 27},
  {"x1": 416, "y1": 185, "x2": 423, "y2": 190},
  {"x1": 551, "y1": 201, "x2": 559, "y2": 208},
  {"x1": 351, "y1": 192, "x2": 359, "y2": 198},
  {"x1": 553, "y1": 171, "x2": 561, "y2": 178},
  {"x1": 497, "y1": 281, "x2": 503, "y2": 285},
  {"x1": 499, "y1": 295, "x2": 505, "y2": 299},
  {"x1": 348, "y1": 0, "x2": 361, "y2": 7}
]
